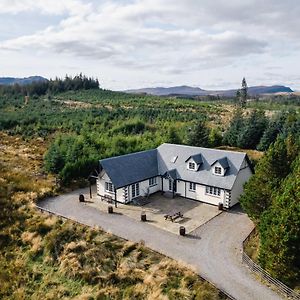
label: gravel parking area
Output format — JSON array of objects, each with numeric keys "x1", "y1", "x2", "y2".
[{"x1": 38, "y1": 187, "x2": 282, "y2": 300}]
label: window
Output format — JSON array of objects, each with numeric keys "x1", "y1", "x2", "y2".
[
  {"x1": 189, "y1": 182, "x2": 196, "y2": 191},
  {"x1": 149, "y1": 177, "x2": 157, "y2": 186},
  {"x1": 215, "y1": 167, "x2": 222, "y2": 175},
  {"x1": 188, "y1": 162, "x2": 196, "y2": 170},
  {"x1": 205, "y1": 186, "x2": 221, "y2": 197},
  {"x1": 170, "y1": 156, "x2": 178, "y2": 163},
  {"x1": 131, "y1": 183, "x2": 140, "y2": 198},
  {"x1": 169, "y1": 179, "x2": 172, "y2": 191},
  {"x1": 105, "y1": 182, "x2": 114, "y2": 193}
]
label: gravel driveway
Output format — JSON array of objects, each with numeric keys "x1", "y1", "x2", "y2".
[{"x1": 38, "y1": 188, "x2": 282, "y2": 300}]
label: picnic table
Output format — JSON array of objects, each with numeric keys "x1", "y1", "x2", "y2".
[
  {"x1": 164, "y1": 211, "x2": 183, "y2": 222},
  {"x1": 100, "y1": 194, "x2": 113, "y2": 203}
]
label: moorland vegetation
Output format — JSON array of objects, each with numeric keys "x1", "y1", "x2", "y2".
[{"x1": 1, "y1": 75, "x2": 299, "y2": 295}]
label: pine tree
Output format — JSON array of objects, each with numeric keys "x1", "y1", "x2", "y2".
[
  {"x1": 257, "y1": 112, "x2": 286, "y2": 151},
  {"x1": 258, "y1": 154, "x2": 300, "y2": 285},
  {"x1": 208, "y1": 127, "x2": 223, "y2": 147},
  {"x1": 187, "y1": 120, "x2": 209, "y2": 147},
  {"x1": 223, "y1": 108, "x2": 244, "y2": 146},
  {"x1": 240, "y1": 136, "x2": 299, "y2": 220},
  {"x1": 236, "y1": 110, "x2": 268, "y2": 149},
  {"x1": 240, "y1": 77, "x2": 248, "y2": 107},
  {"x1": 167, "y1": 127, "x2": 181, "y2": 144},
  {"x1": 235, "y1": 89, "x2": 241, "y2": 106}
]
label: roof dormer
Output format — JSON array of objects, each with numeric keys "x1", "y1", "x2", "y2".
[
  {"x1": 185, "y1": 154, "x2": 203, "y2": 171},
  {"x1": 211, "y1": 157, "x2": 229, "y2": 176}
]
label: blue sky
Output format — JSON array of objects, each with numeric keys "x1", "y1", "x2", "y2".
[{"x1": 0, "y1": 0, "x2": 299, "y2": 91}]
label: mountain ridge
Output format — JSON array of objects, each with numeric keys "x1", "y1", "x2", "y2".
[
  {"x1": 0, "y1": 76, "x2": 48, "y2": 86},
  {"x1": 125, "y1": 85, "x2": 294, "y2": 97}
]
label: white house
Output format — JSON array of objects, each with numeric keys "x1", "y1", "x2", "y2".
[{"x1": 96, "y1": 143, "x2": 254, "y2": 208}]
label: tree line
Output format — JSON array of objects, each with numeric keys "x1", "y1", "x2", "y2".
[
  {"x1": 240, "y1": 135, "x2": 300, "y2": 287},
  {"x1": 177, "y1": 108, "x2": 299, "y2": 154},
  {"x1": 0, "y1": 73, "x2": 99, "y2": 99}
]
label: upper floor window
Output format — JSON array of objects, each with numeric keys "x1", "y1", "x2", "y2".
[
  {"x1": 149, "y1": 177, "x2": 157, "y2": 186},
  {"x1": 105, "y1": 182, "x2": 114, "y2": 193},
  {"x1": 188, "y1": 162, "x2": 196, "y2": 170},
  {"x1": 215, "y1": 167, "x2": 222, "y2": 175}
]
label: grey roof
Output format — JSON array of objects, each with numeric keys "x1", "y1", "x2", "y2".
[
  {"x1": 185, "y1": 153, "x2": 203, "y2": 165},
  {"x1": 164, "y1": 169, "x2": 178, "y2": 180},
  {"x1": 212, "y1": 157, "x2": 230, "y2": 169},
  {"x1": 100, "y1": 143, "x2": 250, "y2": 190},
  {"x1": 100, "y1": 149, "x2": 158, "y2": 189},
  {"x1": 157, "y1": 144, "x2": 247, "y2": 190}
]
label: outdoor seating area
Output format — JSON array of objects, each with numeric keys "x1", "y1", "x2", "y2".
[{"x1": 89, "y1": 189, "x2": 222, "y2": 234}]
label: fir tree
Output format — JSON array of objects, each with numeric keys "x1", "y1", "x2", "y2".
[
  {"x1": 222, "y1": 108, "x2": 244, "y2": 146},
  {"x1": 236, "y1": 110, "x2": 268, "y2": 149},
  {"x1": 187, "y1": 120, "x2": 209, "y2": 147},
  {"x1": 167, "y1": 127, "x2": 181, "y2": 144},
  {"x1": 240, "y1": 136, "x2": 299, "y2": 220},
  {"x1": 240, "y1": 77, "x2": 248, "y2": 107},
  {"x1": 258, "y1": 154, "x2": 300, "y2": 285}
]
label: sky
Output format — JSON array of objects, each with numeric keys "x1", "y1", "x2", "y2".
[{"x1": 0, "y1": 0, "x2": 299, "y2": 91}]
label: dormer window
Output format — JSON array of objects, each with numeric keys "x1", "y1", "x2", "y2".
[
  {"x1": 211, "y1": 157, "x2": 230, "y2": 176},
  {"x1": 189, "y1": 162, "x2": 196, "y2": 170},
  {"x1": 215, "y1": 167, "x2": 222, "y2": 174},
  {"x1": 186, "y1": 153, "x2": 203, "y2": 171}
]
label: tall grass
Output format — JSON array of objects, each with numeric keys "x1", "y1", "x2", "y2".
[{"x1": 0, "y1": 133, "x2": 228, "y2": 299}]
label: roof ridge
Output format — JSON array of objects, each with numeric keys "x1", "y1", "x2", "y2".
[
  {"x1": 100, "y1": 148, "x2": 157, "y2": 162},
  {"x1": 160, "y1": 143, "x2": 246, "y2": 156}
]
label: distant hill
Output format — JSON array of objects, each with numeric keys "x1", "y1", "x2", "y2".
[
  {"x1": 126, "y1": 85, "x2": 294, "y2": 97},
  {"x1": 0, "y1": 76, "x2": 48, "y2": 86}
]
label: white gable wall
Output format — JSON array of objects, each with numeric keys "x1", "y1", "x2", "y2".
[
  {"x1": 230, "y1": 158, "x2": 253, "y2": 206},
  {"x1": 97, "y1": 171, "x2": 115, "y2": 198}
]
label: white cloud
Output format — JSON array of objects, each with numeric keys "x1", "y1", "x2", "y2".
[
  {"x1": 0, "y1": 0, "x2": 299, "y2": 89},
  {"x1": 0, "y1": 0, "x2": 91, "y2": 16}
]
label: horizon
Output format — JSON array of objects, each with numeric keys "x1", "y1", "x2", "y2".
[
  {"x1": 1, "y1": 1, "x2": 300, "y2": 91},
  {"x1": 0, "y1": 75, "x2": 296, "y2": 92}
]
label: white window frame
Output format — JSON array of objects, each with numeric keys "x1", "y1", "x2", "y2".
[
  {"x1": 205, "y1": 186, "x2": 221, "y2": 197},
  {"x1": 131, "y1": 183, "x2": 140, "y2": 198},
  {"x1": 105, "y1": 182, "x2": 114, "y2": 193},
  {"x1": 149, "y1": 177, "x2": 157, "y2": 187},
  {"x1": 214, "y1": 166, "x2": 222, "y2": 175},
  {"x1": 189, "y1": 182, "x2": 196, "y2": 191},
  {"x1": 188, "y1": 162, "x2": 196, "y2": 170}
]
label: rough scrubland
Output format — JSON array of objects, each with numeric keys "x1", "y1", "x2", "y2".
[{"x1": 0, "y1": 132, "x2": 228, "y2": 299}]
